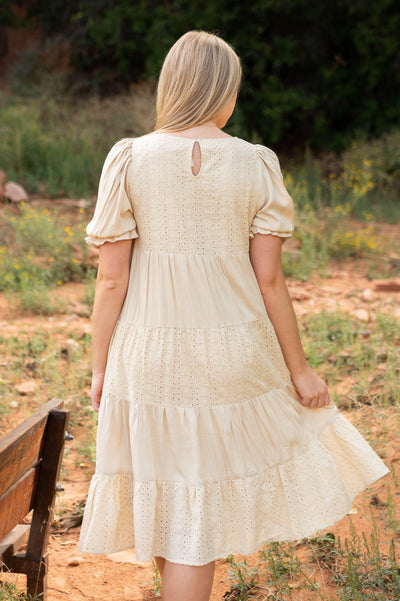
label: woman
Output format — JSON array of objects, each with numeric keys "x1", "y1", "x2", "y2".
[{"x1": 79, "y1": 31, "x2": 389, "y2": 601}]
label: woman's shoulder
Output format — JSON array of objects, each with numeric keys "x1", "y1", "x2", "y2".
[{"x1": 218, "y1": 136, "x2": 279, "y2": 164}]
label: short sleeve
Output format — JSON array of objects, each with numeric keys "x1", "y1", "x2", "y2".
[
  {"x1": 85, "y1": 138, "x2": 139, "y2": 247},
  {"x1": 249, "y1": 144, "x2": 294, "y2": 239}
]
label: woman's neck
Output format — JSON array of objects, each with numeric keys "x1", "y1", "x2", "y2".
[{"x1": 155, "y1": 121, "x2": 231, "y2": 139}]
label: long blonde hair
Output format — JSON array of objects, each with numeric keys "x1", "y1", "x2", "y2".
[{"x1": 155, "y1": 31, "x2": 242, "y2": 131}]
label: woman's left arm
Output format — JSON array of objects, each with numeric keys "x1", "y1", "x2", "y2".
[
  {"x1": 90, "y1": 239, "x2": 133, "y2": 411},
  {"x1": 249, "y1": 233, "x2": 330, "y2": 408}
]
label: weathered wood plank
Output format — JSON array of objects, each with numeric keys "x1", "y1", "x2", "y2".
[
  {"x1": 0, "y1": 399, "x2": 68, "y2": 601},
  {"x1": 26, "y1": 408, "x2": 69, "y2": 561},
  {"x1": 0, "y1": 398, "x2": 63, "y2": 496},
  {"x1": 0, "y1": 468, "x2": 38, "y2": 540},
  {"x1": 0, "y1": 524, "x2": 30, "y2": 563}
]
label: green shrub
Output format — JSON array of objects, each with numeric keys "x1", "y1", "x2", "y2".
[
  {"x1": 0, "y1": 89, "x2": 155, "y2": 197},
  {"x1": 0, "y1": 204, "x2": 92, "y2": 313},
  {"x1": 20, "y1": 0, "x2": 400, "y2": 150}
]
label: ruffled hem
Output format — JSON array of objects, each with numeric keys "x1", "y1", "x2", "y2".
[
  {"x1": 85, "y1": 230, "x2": 139, "y2": 248},
  {"x1": 78, "y1": 414, "x2": 389, "y2": 565},
  {"x1": 249, "y1": 227, "x2": 293, "y2": 239}
]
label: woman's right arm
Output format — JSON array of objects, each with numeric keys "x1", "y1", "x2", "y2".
[{"x1": 90, "y1": 239, "x2": 133, "y2": 411}]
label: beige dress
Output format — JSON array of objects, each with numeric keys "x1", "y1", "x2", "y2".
[{"x1": 78, "y1": 134, "x2": 389, "y2": 565}]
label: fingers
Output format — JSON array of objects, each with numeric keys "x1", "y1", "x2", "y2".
[
  {"x1": 92, "y1": 397, "x2": 100, "y2": 412},
  {"x1": 291, "y1": 367, "x2": 331, "y2": 409},
  {"x1": 90, "y1": 384, "x2": 102, "y2": 412},
  {"x1": 299, "y1": 388, "x2": 331, "y2": 408},
  {"x1": 90, "y1": 373, "x2": 104, "y2": 412}
]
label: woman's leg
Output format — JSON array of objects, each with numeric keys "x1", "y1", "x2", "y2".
[
  {"x1": 154, "y1": 556, "x2": 166, "y2": 577},
  {"x1": 161, "y1": 560, "x2": 215, "y2": 601}
]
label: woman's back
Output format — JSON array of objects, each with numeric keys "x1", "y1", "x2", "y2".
[
  {"x1": 86, "y1": 134, "x2": 294, "y2": 328},
  {"x1": 130, "y1": 134, "x2": 255, "y2": 254}
]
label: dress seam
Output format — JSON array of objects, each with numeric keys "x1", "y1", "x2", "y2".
[
  {"x1": 134, "y1": 248, "x2": 250, "y2": 257},
  {"x1": 115, "y1": 317, "x2": 271, "y2": 331},
  {"x1": 99, "y1": 385, "x2": 313, "y2": 410}
]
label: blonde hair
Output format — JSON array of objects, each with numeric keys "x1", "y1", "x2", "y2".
[{"x1": 155, "y1": 31, "x2": 242, "y2": 131}]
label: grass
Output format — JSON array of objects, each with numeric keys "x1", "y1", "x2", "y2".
[
  {"x1": 0, "y1": 325, "x2": 93, "y2": 430},
  {"x1": 0, "y1": 579, "x2": 43, "y2": 601},
  {"x1": 0, "y1": 89, "x2": 398, "y2": 298},
  {"x1": 301, "y1": 310, "x2": 400, "y2": 410},
  {"x1": 0, "y1": 87, "x2": 155, "y2": 198},
  {"x1": 0, "y1": 85, "x2": 399, "y2": 220},
  {"x1": 224, "y1": 499, "x2": 400, "y2": 600},
  {"x1": 0, "y1": 199, "x2": 396, "y2": 317},
  {"x1": 281, "y1": 204, "x2": 392, "y2": 281},
  {"x1": 284, "y1": 132, "x2": 400, "y2": 224},
  {"x1": 151, "y1": 561, "x2": 162, "y2": 597},
  {"x1": 0, "y1": 203, "x2": 92, "y2": 313}
]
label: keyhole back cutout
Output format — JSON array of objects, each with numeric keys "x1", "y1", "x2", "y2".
[{"x1": 191, "y1": 141, "x2": 202, "y2": 176}]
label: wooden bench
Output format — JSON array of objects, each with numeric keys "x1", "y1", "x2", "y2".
[{"x1": 0, "y1": 398, "x2": 69, "y2": 600}]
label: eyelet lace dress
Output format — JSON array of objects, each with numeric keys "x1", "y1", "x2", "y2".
[{"x1": 78, "y1": 134, "x2": 389, "y2": 565}]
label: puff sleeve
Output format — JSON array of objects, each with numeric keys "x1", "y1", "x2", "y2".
[
  {"x1": 249, "y1": 144, "x2": 294, "y2": 239},
  {"x1": 85, "y1": 138, "x2": 139, "y2": 247}
]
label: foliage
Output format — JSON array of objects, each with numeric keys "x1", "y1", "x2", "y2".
[
  {"x1": 226, "y1": 555, "x2": 259, "y2": 599},
  {"x1": 0, "y1": 580, "x2": 42, "y2": 600},
  {"x1": 340, "y1": 130, "x2": 400, "y2": 221},
  {"x1": 12, "y1": 0, "x2": 399, "y2": 150},
  {"x1": 0, "y1": 204, "x2": 90, "y2": 312},
  {"x1": 0, "y1": 89, "x2": 154, "y2": 197},
  {"x1": 151, "y1": 561, "x2": 162, "y2": 597},
  {"x1": 334, "y1": 520, "x2": 400, "y2": 601},
  {"x1": 301, "y1": 310, "x2": 400, "y2": 409},
  {"x1": 1, "y1": 87, "x2": 399, "y2": 238},
  {"x1": 281, "y1": 203, "x2": 384, "y2": 281},
  {"x1": 225, "y1": 507, "x2": 400, "y2": 600}
]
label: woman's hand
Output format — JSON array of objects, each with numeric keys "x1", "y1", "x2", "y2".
[
  {"x1": 291, "y1": 365, "x2": 331, "y2": 408},
  {"x1": 91, "y1": 372, "x2": 105, "y2": 412}
]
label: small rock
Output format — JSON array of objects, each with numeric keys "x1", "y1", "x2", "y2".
[
  {"x1": 4, "y1": 181, "x2": 29, "y2": 203},
  {"x1": 67, "y1": 556, "x2": 81, "y2": 567},
  {"x1": 370, "y1": 494, "x2": 387, "y2": 507},
  {"x1": 361, "y1": 288, "x2": 372, "y2": 301},
  {"x1": 24, "y1": 358, "x2": 36, "y2": 370},
  {"x1": 15, "y1": 381, "x2": 38, "y2": 395},
  {"x1": 64, "y1": 338, "x2": 80, "y2": 355},
  {"x1": 73, "y1": 303, "x2": 91, "y2": 318},
  {"x1": 65, "y1": 313, "x2": 79, "y2": 322},
  {"x1": 350, "y1": 309, "x2": 369, "y2": 322},
  {"x1": 374, "y1": 279, "x2": 400, "y2": 292},
  {"x1": 80, "y1": 323, "x2": 92, "y2": 335},
  {"x1": 10, "y1": 400, "x2": 19, "y2": 409},
  {"x1": 77, "y1": 198, "x2": 90, "y2": 209}
]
